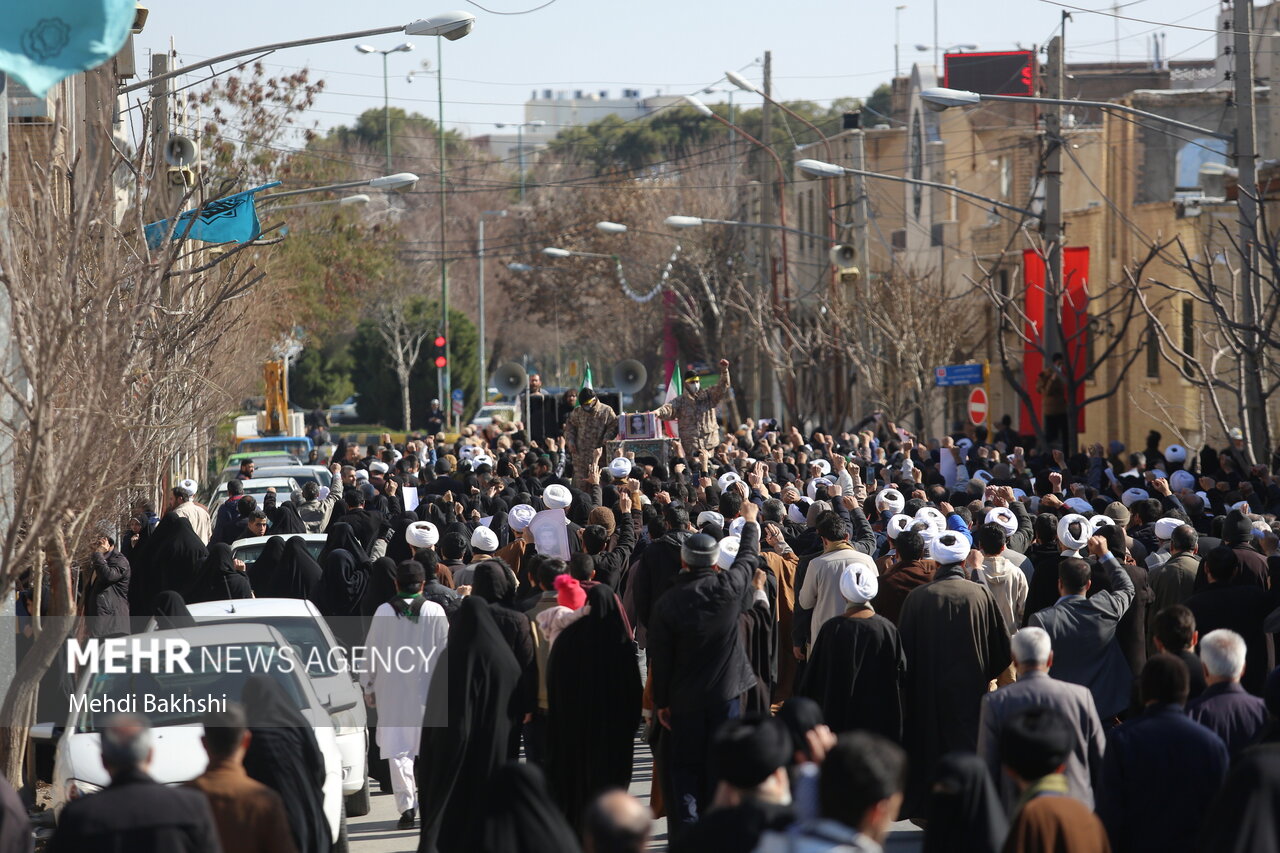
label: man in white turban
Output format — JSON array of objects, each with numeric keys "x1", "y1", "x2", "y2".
[
  {"x1": 897, "y1": 529, "x2": 1011, "y2": 817},
  {"x1": 797, "y1": 562, "x2": 906, "y2": 740}
]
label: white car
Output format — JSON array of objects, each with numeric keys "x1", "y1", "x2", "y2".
[
  {"x1": 231, "y1": 533, "x2": 328, "y2": 567},
  {"x1": 42, "y1": 624, "x2": 348, "y2": 849},
  {"x1": 328, "y1": 396, "x2": 360, "y2": 424},
  {"x1": 176, "y1": 598, "x2": 370, "y2": 816},
  {"x1": 471, "y1": 403, "x2": 518, "y2": 428},
  {"x1": 254, "y1": 465, "x2": 332, "y2": 490},
  {"x1": 210, "y1": 477, "x2": 301, "y2": 513}
]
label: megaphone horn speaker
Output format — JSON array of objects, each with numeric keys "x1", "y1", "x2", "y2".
[
  {"x1": 829, "y1": 244, "x2": 857, "y2": 271},
  {"x1": 492, "y1": 362, "x2": 528, "y2": 396},
  {"x1": 613, "y1": 359, "x2": 648, "y2": 395},
  {"x1": 164, "y1": 135, "x2": 198, "y2": 167}
]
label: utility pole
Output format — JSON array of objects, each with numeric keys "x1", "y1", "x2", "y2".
[
  {"x1": 1043, "y1": 35, "x2": 1064, "y2": 362},
  {"x1": 850, "y1": 120, "x2": 871, "y2": 420},
  {"x1": 1043, "y1": 32, "x2": 1070, "y2": 451},
  {"x1": 760, "y1": 50, "x2": 784, "y2": 418},
  {"x1": 1232, "y1": 0, "x2": 1267, "y2": 461}
]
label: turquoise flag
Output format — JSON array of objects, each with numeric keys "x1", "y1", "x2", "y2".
[
  {"x1": 0, "y1": 0, "x2": 135, "y2": 97},
  {"x1": 144, "y1": 182, "x2": 281, "y2": 249}
]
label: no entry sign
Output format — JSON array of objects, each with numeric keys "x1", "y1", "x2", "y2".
[{"x1": 968, "y1": 386, "x2": 988, "y2": 425}]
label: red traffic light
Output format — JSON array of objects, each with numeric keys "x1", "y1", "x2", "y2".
[
  {"x1": 434, "y1": 356, "x2": 447, "y2": 368},
  {"x1": 434, "y1": 335, "x2": 446, "y2": 347}
]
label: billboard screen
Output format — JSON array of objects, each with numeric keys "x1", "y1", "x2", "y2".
[{"x1": 944, "y1": 51, "x2": 1036, "y2": 96}]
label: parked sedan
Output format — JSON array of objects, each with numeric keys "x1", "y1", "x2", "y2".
[
  {"x1": 44, "y1": 624, "x2": 348, "y2": 848},
  {"x1": 253, "y1": 465, "x2": 333, "y2": 490},
  {"x1": 210, "y1": 477, "x2": 301, "y2": 513},
  {"x1": 231, "y1": 533, "x2": 327, "y2": 567},
  {"x1": 179, "y1": 598, "x2": 371, "y2": 816}
]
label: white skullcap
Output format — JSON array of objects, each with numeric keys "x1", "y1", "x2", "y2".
[
  {"x1": 1120, "y1": 488, "x2": 1148, "y2": 508},
  {"x1": 1194, "y1": 490, "x2": 1209, "y2": 504},
  {"x1": 508, "y1": 504, "x2": 536, "y2": 531},
  {"x1": 459, "y1": 445, "x2": 478, "y2": 460},
  {"x1": 985, "y1": 507, "x2": 1017, "y2": 536},
  {"x1": 1012, "y1": 487, "x2": 1027, "y2": 500},
  {"x1": 915, "y1": 506, "x2": 946, "y2": 528},
  {"x1": 717, "y1": 471, "x2": 741, "y2": 492},
  {"x1": 930, "y1": 531, "x2": 970, "y2": 565},
  {"x1": 318, "y1": 486, "x2": 330, "y2": 502},
  {"x1": 1230, "y1": 500, "x2": 1251, "y2": 514},
  {"x1": 470, "y1": 526, "x2": 498, "y2": 552},
  {"x1": 1164, "y1": 444, "x2": 1188, "y2": 464},
  {"x1": 806, "y1": 476, "x2": 835, "y2": 501},
  {"x1": 608, "y1": 457, "x2": 633, "y2": 478},
  {"x1": 787, "y1": 504, "x2": 807, "y2": 525},
  {"x1": 729, "y1": 516, "x2": 747, "y2": 538},
  {"x1": 392, "y1": 450, "x2": 403, "y2": 463},
  {"x1": 406, "y1": 521, "x2": 439, "y2": 549},
  {"x1": 471, "y1": 454, "x2": 494, "y2": 469},
  {"x1": 1153, "y1": 518, "x2": 1182, "y2": 540},
  {"x1": 697, "y1": 511, "x2": 725, "y2": 530},
  {"x1": 1170, "y1": 470, "x2": 1197, "y2": 493},
  {"x1": 543, "y1": 484, "x2": 572, "y2": 509},
  {"x1": 1252, "y1": 520, "x2": 1271, "y2": 538},
  {"x1": 876, "y1": 488, "x2": 906, "y2": 516},
  {"x1": 974, "y1": 469, "x2": 994, "y2": 483},
  {"x1": 839, "y1": 564, "x2": 879, "y2": 605},
  {"x1": 886, "y1": 514, "x2": 914, "y2": 539},
  {"x1": 178, "y1": 478, "x2": 198, "y2": 496},
  {"x1": 956, "y1": 437, "x2": 974, "y2": 452},
  {"x1": 717, "y1": 536, "x2": 741, "y2": 570},
  {"x1": 1089, "y1": 515, "x2": 1115, "y2": 535},
  {"x1": 1056, "y1": 513, "x2": 1090, "y2": 551},
  {"x1": 1064, "y1": 497, "x2": 1093, "y2": 514},
  {"x1": 811, "y1": 458, "x2": 832, "y2": 476},
  {"x1": 354, "y1": 469, "x2": 369, "y2": 481},
  {"x1": 368, "y1": 460, "x2": 389, "y2": 474}
]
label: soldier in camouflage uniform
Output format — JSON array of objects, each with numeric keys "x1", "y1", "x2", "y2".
[
  {"x1": 562, "y1": 386, "x2": 619, "y2": 488},
  {"x1": 654, "y1": 359, "x2": 731, "y2": 474}
]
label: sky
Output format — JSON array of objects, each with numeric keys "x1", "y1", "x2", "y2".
[{"x1": 134, "y1": 0, "x2": 1226, "y2": 143}]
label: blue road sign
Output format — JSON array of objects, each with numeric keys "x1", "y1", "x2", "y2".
[
  {"x1": 934, "y1": 363, "x2": 984, "y2": 387},
  {"x1": 451, "y1": 388, "x2": 464, "y2": 401}
]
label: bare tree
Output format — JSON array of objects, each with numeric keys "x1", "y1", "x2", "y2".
[
  {"x1": 831, "y1": 268, "x2": 984, "y2": 431},
  {"x1": 0, "y1": 104, "x2": 284, "y2": 785},
  {"x1": 372, "y1": 290, "x2": 436, "y2": 431},
  {"x1": 1136, "y1": 212, "x2": 1280, "y2": 463},
  {"x1": 968, "y1": 239, "x2": 1164, "y2": 452}
]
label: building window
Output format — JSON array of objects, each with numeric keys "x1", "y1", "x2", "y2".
[
  {"x1": 1146, "y1": 320, "x2": 1161, "y2": 379},
  {"x1": 1181, "y1": 298, "x2": 1195, "y2": 375}
]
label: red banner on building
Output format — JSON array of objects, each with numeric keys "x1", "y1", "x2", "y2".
[{"x1": 1020, "y1": 247, "x2": 1090, "y2": 434}]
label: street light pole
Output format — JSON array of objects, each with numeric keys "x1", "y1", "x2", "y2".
[
  {"x1": 495, "y1": 120, "x2": 547, "y2": 202},
  {"x1": 437, "y1": 37, "x2": 452, "y2": 427},
  {"x1": 478, "y1": 209, "x2": 507, "y2": 404},
  {"x1": 356, "y1": 43, "x2": 414, "y2": 174}
]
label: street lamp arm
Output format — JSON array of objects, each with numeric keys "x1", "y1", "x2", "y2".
[
  {"x1": 259, "y1": 173, "x2": 418, "y2": 201},
  {"x1": 669, "y1": 215, "x2": 834, "y2": 244},
  {"x1": 924, "y1": 88, "x2": 1233, "y2": 142},
  {"x1": 121, "y1": 24, "x2": 408, "y2": 94},
  {"x1": 797, "y1": 159, "x2": 1041, "y2": 220}
]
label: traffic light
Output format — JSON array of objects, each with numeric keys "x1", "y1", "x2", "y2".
[{"x1": 433, "y1": 335, "x2": 447, "y2": 369}]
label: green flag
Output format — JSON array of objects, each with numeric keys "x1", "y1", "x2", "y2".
[{"x1": 581, "y1": 361, "x2": 593, "y2": 393}]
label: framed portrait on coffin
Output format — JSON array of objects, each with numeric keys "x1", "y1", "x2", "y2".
[{"x1": 620, "y1": 412, "x2": 657, "y2": 441}]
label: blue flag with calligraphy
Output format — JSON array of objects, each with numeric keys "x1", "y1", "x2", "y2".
[
  {"x1": 0, "y1": 0, "x2": 134, "y2": 97},
  {"x1": 144, "y1": 182, "x2": 281, "y2": 249}
]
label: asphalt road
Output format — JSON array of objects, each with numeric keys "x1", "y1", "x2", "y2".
[{"x1": 347, "y1": 734, "x2": 923, "y2": 852}]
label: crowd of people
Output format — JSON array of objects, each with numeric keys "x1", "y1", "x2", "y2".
[{"x1": 18, "y1": 359, "x2": 1280, "y2": 853}]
